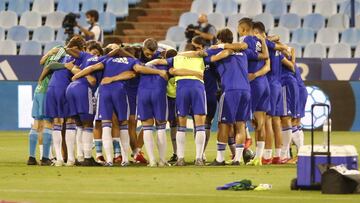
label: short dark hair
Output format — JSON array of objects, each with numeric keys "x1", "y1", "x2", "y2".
[
  {"x1": 253, "y1": 21, "x2": 266, "y2": 33},
  {"x1": 85, "y1": 40, "x2": 97, "y2": 49},
  {"x1": 238, "y1": 17, "x2": 253, "y2": 29},
  {"x1": 216, "y1": 28, "x2": 233, "y2": 43},
  {"x1": 67, "y1": 35, "x2": 86, "y2": 50},
  {"x1": 85, "y1": 10, "x2": 99, "y2": 22},
  {"x1": 165, "y1": 49, "x2": 177, "y2": 58},
  {"x1": 192, "y1": 36, "x2": 206, "y2": 47},
  {"x1": 103, "y1": 47, "x2": 112, "y2": 55},
  {"x1": 184, "y1": 43, "x2": 196, "y2": 51},
  {"x1": 88, "y1": 42, "x2": 103, "y2": 55},
  {"x1": 143, "y1": 38, "x2": 158, "y2": 52}
]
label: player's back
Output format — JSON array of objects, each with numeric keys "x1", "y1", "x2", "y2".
[
  {"x1": 138, "y1": 64, "x2": 169, "y2": 90},
  {"x1": 48, "y1": 55, "x2": 78, "y2": 88},
  {"x1": 102, "y1": 56, "x2": 137, "y2": 88}
]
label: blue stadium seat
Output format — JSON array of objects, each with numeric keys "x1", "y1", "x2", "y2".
[
  {"x1": 240, "y1": 0, "x2": 262, "y2": 17},
  {"x1": 7, "y1": 26, "x2": 29, "y2": 43},
  {"x1": 20, "y1": 41, "x2": 42, "y2": 55},
  {"x1": 304, "y1": 43, "x2": 327, "y2": 58},
  {"x1": 289, "y1": 0, "x2": 312, "y2": 17},
  {"x1": 45, "y1": 12, "x2": 66, "y2": 29},
  {"x1": 253, "y1": 13, "x2": 274, "y2": 31},
  {"x1": 264, "y1": 0, "x2": 287, "y2": 19},
  {"x1": 340, "y1": 0, "x2": 360, "y2": 16},
  {"x1": 0, "y1": 0, "x2": 5, "y2": 11},
  {"x1": 0, "y1": 11, "x2": 18, "y2": 29},
  {"x1": 33, "y1": 26, "x2": 55, "y2": 43},
  {"x1": 56, "y1": 28, "x2": 67, "y2": 41},
  {"x1": 32, "y1": 0, "x2": 55, "y2": 16},
  {"x1": 208, "y1": 13, "x2": 225, "y2": 30},
  {"x1": 178, "y1": 41, "x2": 187, "y2": 52},
  {"x1": 57, "y1": 0, "x2": 80, "y2": 13},
  {"x1": 341, "y1": 28, "x2": 360, "y2": 48},
  {"x1": 19, "y1": 11, "x2": 42, "y2": 30},
  {"x1": 0, "y1": 40, "x2": 17, "y2": 55},
  {"x1": 291, "y1": 28, "x2": 315, "y2": 47},
  {"x1": 215, "y1": 0, "x2": 238, "y2": 17},
  {"x1": 165, "y1": 26, "x2": 186, "y2": 46},
  {"x1": 287, "y1": 42, "x2": 302, "y2": 58},
  {"x1": 328, "y1": 43, "x2": 351, "y2": 58},
  {"x1": 228, "y1": 27, "x2": 238, "y2": 42},
  {"x1": 81, "y1": 0, "x2": 104, "y2": 12},
  {"x1": 279, "y1": 13, "x2": 301, "y2": 31},
  {"x1": 316, "y1": 28, "x2": 339, "y2": 47},
  {"x1": 356, "y1": 14, "x2": 360, "y2": 28},
  {"x1": 78, "y1": 12, "x2": 88, "y2": 27},
  {"x1": 355, "y1": 44, "x2": 360, "y2": 57},
  {"x1": 315, "y1": 0, "x2": 337, "y2": 18},
  {"x1": 191, "y1": 0, "x2": 213, "y2": 14},
  {"x1": 327, "y1": 14, "x2": 350, "y2": 32},
  {"x1": 99, "y1": 12, "x2": 116, "y2": 32},
  {"x1": 0, "y1": 27, "x2": 4, "y2": 40},
  {"x1": 8, "y1": 0, "x2": 31, "y2": 15},
  {"x1": 128, "y1": 0, "x2": 141, "y2": 5},
  {"x1": 227, "y1": 13, "x2": 246, "y2": 29},
  {"x1": 158, "y1": 40, "x2": 177, "y2": 50},
  {"x1": 178, "y1": 12, "x2": 198, "y2": 28},
  {"x1": 106, "y1": 0, "x2": 129, "y2": 18},
  {"x1": 44, "y1": 41, "x2": 64, "y2": 54},
  {"x1": 303, "y1": 13, "x2": 325, "y2": 32},
  {"x1": 269, "y1": 26, "x2": 290, "y2": 43}
]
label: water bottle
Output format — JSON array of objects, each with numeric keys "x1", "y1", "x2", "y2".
[{"x1": 322, "y1": 118, "x2": 332, "y2": 148}]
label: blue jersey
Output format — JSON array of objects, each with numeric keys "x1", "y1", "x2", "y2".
[
  {"x1": 75, "y1": 52, "x2": 107, "y2": 88},
  {"x1": 138, "y1": 64, "x2": 170, "y2": 90},
  {"x1": 101, "y1": 57, "x2": 139, "y2": 88},
  {"x1": 48, "y1": 55, "x2": 81, "y2": 88},
  {"x1": 295, "y1": 66, "x2": 305, "y2": 87},
  {"x1": 242, "y1": 35, "x2": 262, "y2": 73},
  {"x1": 204, "y1": 49, "x2": 220, "y2": 94},
  {"x1": 266, "y1": 40, "x2": 284, "y2": 83},
  {"x1": 281, "y1": 55, "x2": 296, "y2": 78}
]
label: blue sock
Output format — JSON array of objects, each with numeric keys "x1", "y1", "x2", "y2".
[
  {"x1": 29, "y1": 129, "x2": 38, "y2": 158},
  {"x1": 113, "y1": 138, "x2": 121, "y2": 157},
  {"x1": 42, "y1": 128, "x2": 52, "y2": 159},
  {"x1": 94, "y1": 139, "x2": 103, "y2": 157}
]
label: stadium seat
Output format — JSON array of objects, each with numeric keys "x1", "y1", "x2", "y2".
[
  {"x1": 56, "y1": 28, "x2": 67, "y2": 41},
  {"x1": 0, "y1": 27, "x2": 4, "y2": 40},
  {"x1": 165, "y1": 26, "x2": 186, "y2": 46},
  {"x1": 356, "y1": 15, "x2": 360, "y2": 28},
  {"x1": 253, "y1": 13, "x2": 274, "y2": 31},
  {"x1": 178, "y1": 41, "x2": 187, "y2": 52},
  {"x1": 287, "y1": 42, "x2": 302, "y2": 58},
  {"x1": 32, "y1": 0, "x2": 55, "y2": 16},
  {"x1": 8, "y1": 0, "x2": 31, "y2": 15},
  {"x1": 228, "y1": 27, "x2": 238, "y2": 42},
  {"x1": 341, "y1": 28, "x2": 360, "y2": 48},
  {"x1": 45, "y1": 12, "x2": 66, "y2": 29},
  {"x1": 304, "y1": 43, "x2": 326, "y2": 58},
  {"x1": 19, "y1": 41, "x2": 42, "y2": 55},
  {"x1": 327, "y1": 14, "x2": 350, "y2": 32},
  {"x1": 81, "y1": 0, "x2": 104, "y2": 12},
  {"x1": 339, "y1": 0, "x2": 360, "y2": 16},
  {"x1": 32, "y1": 26, "x2": 55, "y2": 43},
  {"x1": 303, "y1": 13, "x2": 325, "y2": 32},
  {"x1": 215, "y1": 0, "x2": 238, "y2": 17},
  {"x1": 328, "y1": 43, "x2": 351, "y2": 58},
  {"x1": 0, "y1": 0, "x2": 5, "y2": 11},
  {"x1": 19, "y1": 11, "x2": 42, "y2": 30},
  {"x1": 227, "y1": 13, "x2": 246, "y2": 29},
  {"x1": 315, "y1": 0, "x2": 337, "y2": 18},
  {"x1": 0, "y1": 40, "x2": 17, "y2": 55},
  {"x1": 128, "y1": 0, "x2": 141, "y2": 5},
  {"x1": 57, "y1": 0, "x2": 80, "y2": 13},
  {"x1": 264, "y1": 0, "x2": 287, "y2": 19},
  {"x1": 178, "y1": 12, "x2": 198, "y2": 28},
  {"x1": 289, "y1": 0, "x2": 312, "y2": 17},
  {"x1": 240, "y1": 0, "x2": 262, "y2": 17},
  {"x1": 355, "y1": 44, "x2": 360, "y2": 57},
  {"x1": 44, "y1": 41, "x2": 64, "y2": 54},
  {"x1": 158, "y1": 40, "x2": 177, "y2": 49},
  {"x1": 191, "y1": 0, "x2": 213, "y2": 14},
  {"x1": 279, "y1": 13, "x2": 301, "y2": 31},
  {"x1": 316, "y1": 28, "x2": 339, "y2": 47},
  {"x1": 208, "y1": 13, "x2": 226, "y2": 30},
  {"x1": 7, "y1": 26, "x2": 29, "y2": 43},
  {"x1": 78, "y1": 12, "x2": 88, "y2": 27},
  {"x1": 99, "y1": 12, "x2": 116, "y2": 32},
  {"x1": 268, "y1": 26, "x2": 290, "y2": 43},
  {"x1": 0, "y1": 11, "x2": 18, "y2": 29},
  {"x1": 291, "y1": 28, "x2": 315, "y2": 47},
  {"x1": 106, "y1": 0, "x2": 129, "y2": 18}
]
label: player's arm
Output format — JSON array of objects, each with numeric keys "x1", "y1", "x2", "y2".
[
  {"x1": 37, "y1": 67, "x2": 51, "y2": 84},
  {"x1": 211, "y1": 42, "x2": 248, "y2": 51},
  {"x1": 40, "y1": 47, "x2": 59, "y2": 65},
  {"x1": 145, "y1": 59, "x2": 168, "y2": 66},
  {"x1": 255, "y1": 34, "x2": 269, "y2": 60},
  {"x1": 133, "y1": 64, "x2": 168, "y2": 80},
  {"x1": 209, "y1": 49, "x2": 233, "y2": 62},
  {"x1": 193, "y1": 29, "x2": 214, "y2": 41},
  {"x1": 248, "y1": 59, "x2": 271, "y2": 81},
  {"x1": 169, "y1": 68, "x2": 203, "y2": 80},
  {"x1": 101, "y1": 71, "x2": 137, "y2": 85},
  {"x1": 71, "y1": 62, "x2": 104, "y2": 80},
  {"x1": 267, "y1": 35, "x2": 280, "y2": 42},
  {"x1": 281, "y1": 57, "x2": 295, "y2": 72},
  {"x1": 178, "y1": 50, "x2": 208, "y2": 57}
]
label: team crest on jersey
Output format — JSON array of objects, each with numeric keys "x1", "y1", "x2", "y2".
[{"x1": 113, "y1": 57, "x2": 129, "y2": 64}]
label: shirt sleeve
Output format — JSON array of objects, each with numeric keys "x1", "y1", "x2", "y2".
[
  {"x1": 266, "y1": 40, "x2": 276, "y2": 51},
  {"x1": 166, "y1": 57, "x2": 174, "y2": 67},
  {"x1": 90, "y1": 25, "x2": 101, "y2": 42},
  {"x1": 244, "y1": 48, "x2": 259, "y2": 61}
]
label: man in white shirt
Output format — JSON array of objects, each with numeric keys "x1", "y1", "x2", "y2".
[{"x1": 76, "y1": 10, "x2": 103, "y2": 44}]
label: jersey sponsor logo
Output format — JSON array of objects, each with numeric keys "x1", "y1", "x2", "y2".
[
  {"x1": 0, "y1": 60, "x2": 18, "y2": 80},
  {"x1": 112, "y1": 57, "x2": 129, "y2": 64},
  {"x1": 87, "y1": 56, "x2": 99, "y2": 62}
]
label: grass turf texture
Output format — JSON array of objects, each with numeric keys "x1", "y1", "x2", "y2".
[{"x1": 0, "y1": 131, "x2": 359, "y2": 203}]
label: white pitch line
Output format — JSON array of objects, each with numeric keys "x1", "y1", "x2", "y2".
[{"x1": 0, "y1": 189, "x2": 358, "y2": 201}]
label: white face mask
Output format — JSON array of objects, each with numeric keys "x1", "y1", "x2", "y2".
[
  {"x1": 200, "y1": 23, "x2": 207, "y2": 28},
  {"x1": 86, "y1": 18, "x2": 91, "y2": 24}
]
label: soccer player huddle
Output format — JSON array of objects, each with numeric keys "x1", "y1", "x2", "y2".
[{"x1": 27, "y1": 17, "x2": 307, "y2": 167}]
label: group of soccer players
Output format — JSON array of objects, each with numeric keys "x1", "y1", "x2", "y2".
[{"x1": 27, "y1": 17, "x2": 307, "y2": 167}]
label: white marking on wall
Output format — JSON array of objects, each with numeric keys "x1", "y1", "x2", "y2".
[{"x1": 18, "y1": 85, "x2": 33, "y2": 128}]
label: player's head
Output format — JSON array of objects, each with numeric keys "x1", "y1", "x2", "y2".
[
  {"x1": 216, "y1": 28, "x2": 233, "y2": 44},
  {"x1": 67, "y1": 35, "x2": 85, "y2": 51},
  {"x1": 184, "y1": 43, "x2": 196, "y2": 51},
  {"x1": 85, "y1": 40, "x2": 97, "y2": 49},
  {"x1": 85, "y1": 10, "x2": 99, "y2": 24},
  {"x1": 164, "y1": 49, "x2": 177, "y2": 58},
  {"x1": 123, "y1": 46, "x2": 136, "y2": 57},
  {"x1": 238, "y1": 17, "x2": 253, "y2": 37},
  {"x1": 192, "y1": 36, "x2": 206, "y2": 50},
  {"x1": 198, "y1": 14, "x2": 208, "y2": 26},
  {"x1": 103, "y1": 43, "x2": 119, "y2": 55},
  {"x1": 142, "y1": 38, "x2": 158, "y2": 59},
  {"x1": 253, "y1": 21, "x2": 266, "y2": 37},
  {"x1": 87, "y1": 42, "x2": 103, "y2": 56}
]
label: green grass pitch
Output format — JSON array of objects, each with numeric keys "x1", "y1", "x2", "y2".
[{"x1": 0, "y1": 131, "x2": 359, "y2": 203}]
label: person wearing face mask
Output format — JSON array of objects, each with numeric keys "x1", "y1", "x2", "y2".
[
  {"x1": 185, "y1": 14, "x2": 216, "y2": 48},
  {"x1": 76, "y1": 10, "x2": 103, "y2": 44}
]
